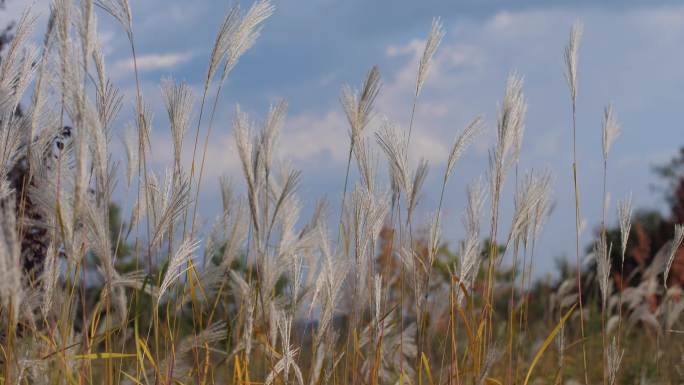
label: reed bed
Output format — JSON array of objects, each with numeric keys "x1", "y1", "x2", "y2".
[{"x1": 0, "y1": 1, "x2": 681, "y2": 384}]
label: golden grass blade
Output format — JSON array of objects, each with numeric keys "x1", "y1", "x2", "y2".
[
  {"x1": 90, "y1": 300, "x2": 102, "y2": 339},
  {"x1": 121, "y1": 371, "x2": 145, "y2": 385},
  {"x1": 523, "y1": 303, "x2": 577, "y2": 385},
  {"x1": 456, "y1": 304, "x2": 474, "y2": 342},
  {"x1": 67, "y1": 352, "x2": 136, "y2": 360},
  {"x1": 233, "y1": 355, "x2": 242, "y2": 384},
  {"x1": 421, "y1": 352, "x2": 435, "y2": 385},
  {"x1": 137, "y1": 337, "x2": 160, "y2": 374}
]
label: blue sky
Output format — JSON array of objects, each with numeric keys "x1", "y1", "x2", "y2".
[{"x1": 3, "y1": 0, "x2": 684, "y2": 277}]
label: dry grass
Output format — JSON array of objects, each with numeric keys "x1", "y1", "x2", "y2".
[{"x1": 0, "y1": 2, "x2": 681, "y2": 385}]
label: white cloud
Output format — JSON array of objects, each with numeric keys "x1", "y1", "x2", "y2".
[
  {"x1": 281, "y1": 109, "x2": 450, "y2": 167},
  {"x1": 147, "y1": 120, "x2": 240, "y2": 190},
  {"x1": 386, "y1": 39, "x2": 423, "y2": 58},
  {"x1": 183, "y1": 102, "x2": 453, "y2": 185},
  {"x1": 112, "y1": 51, "x2": 195, "y2": 73},
  {"x1": 410, "y1": 129, "x2": 449, "y2": 164},
  {"x1": 482, "y1": 9, "x2": 570, "y2": 41},
  {"x1": 280, "y1": 109, "x2": 349, "y2": 163}
]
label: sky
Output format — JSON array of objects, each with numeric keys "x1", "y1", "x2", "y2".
[{"x1": 2, "y1": 0, "x2": 684, "y2": 278}]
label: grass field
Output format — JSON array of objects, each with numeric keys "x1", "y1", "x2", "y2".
[{"x1": 0, "y1": 1, "x2": 681, "y2": 384}]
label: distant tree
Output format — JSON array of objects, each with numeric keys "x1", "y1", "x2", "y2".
[
  {"x1": 653, "y1": 146, "x2": 684, "y2": 223},
  {"x1": 591, "y1": 146, "x2": 684, "y2": 296}
]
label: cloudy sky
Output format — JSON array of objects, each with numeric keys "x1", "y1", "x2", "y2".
[{"x1": 2, "y1": 0, "x2": 684, "y2": 277}]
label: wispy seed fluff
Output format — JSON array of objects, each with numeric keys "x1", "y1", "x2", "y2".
[
  {"x1": 458, "y1": 178, "x2": 486, "y2": 304},
  {"x1": 95, "y1": 0, "x2": 132, "y2": 36},
  {"x1": 207, "y1": 5, "x2": 241, "y2": 84},
  {"x1": 161, "y1": 77, "x2": 195, "y2": 169},
  {"x1": 564, "y1": 21, "x2": 583, "y2": 104},
  {"x1": 341, "y1": 65, "x2": 382, "y2": 143},
  {"x1": 353, "y1": 138, "x2": 378, "y2": 193},
  {"x1": 595, "y1": 235, "x2": 612, "y2": 310},
  {"x1": 602, "y1": 103, "x2": 621, "y2": 161},
  {"x1": 490, "y1": 72, "x2": 527, "y2": 221},
  {"x1": 499, "y1": 72, "x2": 527, "y2": 167},
  {"x1": 220, "y1": 0, "x2": 275, "y2": 83},
  {"x1": 607, "y1": 336, "x2": 624, "y2": 385},
  {"x1": 499, "y1": 72, "x2": 527, "y2": 170},
  {"x1": 416, "y1": 17, "x2": 445, "y2": 96},
  {"x1": 204, "y1": 0, "x2": 275, "y2": 87},
  {"x1": 508, "y1": 170, "x2": 552, "y2": 249},
  {"x1": 617, "y1": 195, "x2": 633, "y2": 261},
  {"x1": 445, "y1": 116, "x2": 484, "y2": 182},
  {"x1": 664, "y1": 224, "x2": 684, "y2": 287},
  {"x1": 376, "y1": 121, "x2": 408, "y2": 191},
  {"x1": 157, "y1": 238, "x2": 200, "y2": 305},
  {"x1": 0, "y1": 190, "x2": 23, "y2": 323},
  {"x1": 122, "y1": 125, "x2": 138, "y2": 187}
]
